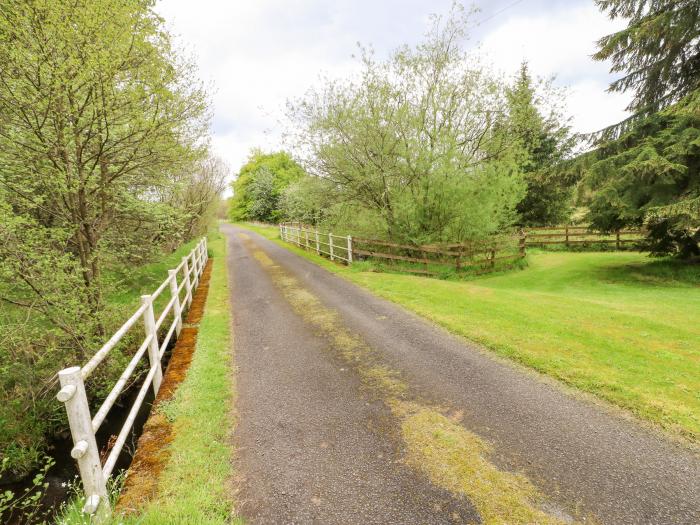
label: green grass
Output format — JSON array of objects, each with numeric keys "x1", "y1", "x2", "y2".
[
  {"x1": 241, "y1": 222, "x2": 700, "y2": 442},
  {"x1": 128, "y1": 231, "x2": 237, "y2": 524},
  {"x1": 107, "y1": 237, "x2": 202, "y2": 312}
]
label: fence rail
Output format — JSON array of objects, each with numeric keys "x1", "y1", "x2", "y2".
[
  {"x1": 523, "y1": 226, "x2": 644, "y2": 248},
  {"x1": 279, "y1": 223, "x2": 524, "y2": 276},
  {"x1": 279, "y1": 223, "x2": 645, "y2": 276},
  {"x1": 55, "y1": 237, "x2": 208, "y2": 519}
]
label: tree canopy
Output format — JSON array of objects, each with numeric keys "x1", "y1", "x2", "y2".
[
  {"x1": 506, "y1": 63, "x2": 577, "y2": 226},
  {"x1": 229, "y1": 150, "x2": 306, "y2": 222},
  {"x1": 594, "y1": 0, "x2": 700, "y2": 135},
  {"x1": 287, "y1": 5, "x2": 526, "y2": 243},
  {"x1": 587, "y1": 0, "x2": 700, "y2": 257},
  {"x1": 0, "y1": 0, "x2": 221, "y2": 477},
  {"x1": 586, "y1": 91, "x2": 700, "y2": 257}
]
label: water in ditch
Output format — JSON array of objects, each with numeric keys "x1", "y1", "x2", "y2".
[{"x1": 2, "y1": 349, "x2": 173, "y2": 524}]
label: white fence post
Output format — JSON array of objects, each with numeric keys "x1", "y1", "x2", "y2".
[
  {"x1": 305, "y1": 229, "x2": 309, "y2": 249},
  {"x1": 192, "y1": 251, "x2": 200, "y2": 290},
  {"x1": 279, "y1": 224, "x2": 283, "y2": 239},
  {"x1": 168, "y1": 269, "x2": 182, "y2": 336},
  {"x1": 182, "y1": 256, "x2": 193, "y2": 308},
  {"x1": 347, "y1": 235, "x2": 353, "y2": 263},
  {"x1": 57, "y1": 367, "x2": 110, "y2": 518},
  {"x1": 315, "y1": 229, "x2": 320, "y2": 254},
  {"x1": 140, "y1": 295, "x2": 163, "y2": 394},
  {"x1": 297, "y1": 227, "x2": 301, "y2": 246},
  {"x1": 329, "y1": 233, "x2": 334, "y2": 260},
  {"x1": 54, "y1": 239, "x2": 209, "y2": 517}
]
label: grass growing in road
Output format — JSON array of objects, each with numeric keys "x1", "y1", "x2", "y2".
[
  {"x1": 244, "y1": 235, "x2": 569, "y2": 524},
  {"x1": 396, "y1": 403, "x2": 564, "y2": 525},
  {"x1": 241, "y1": 222, "x2": 700, "y2": 443}
]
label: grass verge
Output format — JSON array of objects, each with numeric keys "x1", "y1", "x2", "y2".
[
  {"x1": 60, "y1": 231, "x2": 237, "y2": 524},
  {"x1": 126, "y1": 231, "x2": 236, "y2": 524},
  {"x1": 240, "y1": 222, "x2": 700, "y2": 443}
]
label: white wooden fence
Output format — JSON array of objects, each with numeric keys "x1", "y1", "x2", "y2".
[
  {"x1": 279, "y1": 222, "x2": 352, "y2": 263},
  {"x1": 55, "y1": 237, "x2": 208, "y2": 519}
]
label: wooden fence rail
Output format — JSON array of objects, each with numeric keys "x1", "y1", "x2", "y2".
[
  {"x1": 55, "y1": 237, "x2": 208, "y2": 520},
  {"x1": 279, "y1": 223, "x2": 525, "y2": 276},
  {"x1": 279, "y1": 222, "x2": 644, "y2": 276},
  {"x1": 523, "y1": 226, "x2": 644, "y2": 249}
]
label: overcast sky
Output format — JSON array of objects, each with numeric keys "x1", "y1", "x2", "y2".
[{"x1": 156, "y1": 0, "x2": 631, "y2": 177}]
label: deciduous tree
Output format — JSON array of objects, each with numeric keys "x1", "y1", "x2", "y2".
[{"x1": 288, "y1": 4, "x2": 525, "y2": 243}]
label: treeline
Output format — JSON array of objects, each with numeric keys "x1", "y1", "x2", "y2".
[
  {"x1": 233, "y1": 6, "x2": 575, "y2": 244},
  {"x1": 231, "y1": 1, "x2": 698, "y2": 258},
  {"x1": 0, "y1": 0, "x2": 225, "y2": 479}
]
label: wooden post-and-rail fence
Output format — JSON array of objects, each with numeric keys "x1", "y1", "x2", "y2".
[
  {"x1": 279, "y1": 223, "x2": 525, "y2": 276},
  {"x1": 55, "y1": 237, "x2": 208, "y2": 520},
  {"x1": 523, "y1": 225, "x2": 644, "y2": 247},
  {"x1": 278, "y1": 222, "x2": 644, "y2": 276}
]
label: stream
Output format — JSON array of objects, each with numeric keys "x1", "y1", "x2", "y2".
[{"x1": 3, "y1": 344, "x2": 174, "y2": 524}]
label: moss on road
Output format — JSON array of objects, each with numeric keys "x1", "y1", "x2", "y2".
[{"x1": 243, "y1": 222, "x2": 700, "y2": 443}]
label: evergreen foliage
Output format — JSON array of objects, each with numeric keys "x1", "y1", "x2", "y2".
[
  {"x1": 587, "y1": 92, "x2": 700, "y2": 257},
  {"x1": 594, "y1": 0, "x2": 700, "y2": 135},
  {"x1": 506, "y1": 63, "x2": 577, "y2": 226},
  {"x1": 588, "y1": 0, "x2": 700, "y2": 257}
]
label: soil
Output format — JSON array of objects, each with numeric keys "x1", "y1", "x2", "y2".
[{"x1": 116, "y1": 260, "x2": 212, "y2": 513}]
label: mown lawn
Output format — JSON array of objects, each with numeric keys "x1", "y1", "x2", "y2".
[{"x1": 243, "y1": 222, "x2": 700, "y2": 442}]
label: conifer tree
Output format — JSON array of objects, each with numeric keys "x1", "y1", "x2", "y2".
[
  {"x1": 594, "y1": 0, "x2": 700, "y2": 135},
  {"x1": 507, "y1": 63, "x2": 576, "y2": 226}
]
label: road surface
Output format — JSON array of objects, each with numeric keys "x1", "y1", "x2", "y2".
[{"x1": 224, "y1": 224, "x2": 700, "y2": 525}]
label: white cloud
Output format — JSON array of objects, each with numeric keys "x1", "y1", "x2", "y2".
[
  {"x1": 155, "y1": 0, "x2": 633, "y2": 179},
  {"x1": 477, "y1": 1, "x2": 632, "y2": 133}
]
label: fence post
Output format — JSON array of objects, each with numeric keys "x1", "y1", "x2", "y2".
[
  {"x1": 490, "y1": 248, "x2": 496, "y2": 269},
  {"x1": 315, "y1": 229, "x2": 320, "y2": 254},
  {"x1": 297, "y1": 227, "x2": 301, "y2": 247},
  {"x1": 565, "y1": 225, "x2": 570, "y2": 248},
  {"x1": 182, "y1": 256, "x2": 193, "y2": 308},
  {"x1": 168, "y1": 270, "x2": 182, "y2": 336},
  {"x1": 329, "y1": 233, "x2": 334, "y2": 260},
  {"x1": 57, "y1": 367, "x2": 109, "y2": 519},
  {"x1": 519, "y1": 230, "x2": 526, "y2": 258},
  {"x1": 616, "y1": 230, "x2": 621, "y2": 250},
  {"x1": 279, "y1": 224, "x2": 283, "y2": 239},
  {"x1": 347, "y1": 235, "x2": 353, "y2": 263},
  {"x1": 203, "y1": 237, "x2": 208, "y2": 264},
  {"x1": 305, "y1": 230, "x2": 309, "y2": 250},
  {"x1": 140, "y1": 295, "x2": 163, "y2": 394},
  {"x1": 192, "y1": 250, "x2": 200, "y2": 290}
]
